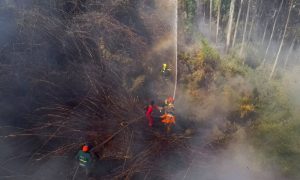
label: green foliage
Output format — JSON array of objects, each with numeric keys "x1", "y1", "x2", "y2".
[
  {"x1": 180, "y1": 40, "x2": 221, "y2": 91},
  {"x1": 213, "y1": 0, "x2": 221, "y2": 12},
  {"x1": 220, "y1": 0, "x2": 231, "y2": 20},
  {"x1": 250, "y1": 116, "x2": 300, "y2": 178},
  {"x1": 242, "y1": 46, "x2": 262, "y2": 69},
  {"x1": 195, "y1": 40, "x2": 221, "y2": 67},
  {"x1": 247, "y1": 73, "x2": 300, "y2": 179},
  {"x1": 179, "y1": 40, "x2": 221, "y2": 72},
  {"x1": 185, "y1": 0, "x2": 196, "y2": 18},
  {"x1": 181, "y1": 0, "x2": 197, "y2": 33},
  {"x1": 180, "y1": 38, "x2": 300, "y2": 179},
  {"x1": 204, "y1": 0, "x2": 223, "y2": 14},
  {"x1": 220, "y1": 54, "x2": 249, "y2": 76},
  {"x1": 221, "y1": 52, "x2": 300, "y2": 179}
]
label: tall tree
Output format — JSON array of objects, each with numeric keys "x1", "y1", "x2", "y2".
[
  {"x1": 260, "y1": 20, "x2": 269, "y2": 45},
  {"x1": 270, "y1": 0, "x2": 293, "y2": 79},
  {"x1": 203, "y1": 1, "x2": 206, "y2": 20},
  {"x1": 216, "y1": 0, "x2": 221, "y2": 43},
  {"x1": 232, "y1": 0, "x2": 244, "y2": 47},
  {"x1": 239, "y1": 0, "x2": 251, "y2": 56},
  {"x1": 284, "y1": 36, "x2": 296, "y2": 69},
  {"x1": 261, "y1": 0, "x2": 284, "y2": 65},
  {"x1": 247, "y1": 11, "x2": 256, "y2": 41},
  {"x1": 226, "y1": 0, "x2": 236, "y2": 51},
  {"x1": 210, "y1": 0, "x2": 213, "y2": 32},
  {"x1": 247, "y1": 0, "x2": 258, "y2": 42}
]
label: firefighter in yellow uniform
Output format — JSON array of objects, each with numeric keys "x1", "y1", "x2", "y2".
[{"x1": 161, "y1": 63, "x2": 171, "y2": 80}]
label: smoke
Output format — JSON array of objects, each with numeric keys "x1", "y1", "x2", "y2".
[
  {"x1": 0, "y1": 1, "x2": 140, "y2": 179},
  {"x1": 170, "y1": 1, "x2": 300, "y2": 179},
  {"x1": 194, "y1": 0, "x2": 300, "y2": 69},
  {"x1": 184, "y1": 131, "x2": 281, "y2": 180},
  {"x1": 29, "y1": 158, "x2": 74, "y2": 180},
  {"x1": 174, "y1": 74, "x2": 254, "y2": 123},
  {"x1": 282, "y1": 66, "x2": 300, "y2": 107},
  {"x1": 1, "y1": 0, "x2": 299, "y2": 179},
  {"x1": 172, "y1": 77, "x2": 272, "y2": 179},
  {"x1": 137, "y1": 0, "x2": 178, "y2": 99}
]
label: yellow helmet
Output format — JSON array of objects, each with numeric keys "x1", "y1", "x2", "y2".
[{"x1": 163, "y1": 63, "x2": 167, "y2": 68}]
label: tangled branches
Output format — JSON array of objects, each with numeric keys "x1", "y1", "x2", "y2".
[{"x1": 0, "y1": 1, "x2": 216, "y2": 179}]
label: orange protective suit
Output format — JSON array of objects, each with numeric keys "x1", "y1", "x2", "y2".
[{"x1": 161, "y1": 113, "x2": 176, "y2": 124}]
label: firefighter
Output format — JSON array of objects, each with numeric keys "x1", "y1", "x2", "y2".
[
  {"x1": 161, "y1": 63, "x2": 171, "y2": 80},
  {"x1": 145, "y1": 101, "x2": 156, "y2": 127},
  {"x1": 145, "y1": 100, "x2": 163, "y2": 127},
  {"x1": 76, "y1": 145, "x2": 93, "y2": 175},
  {"x1": 163, "y1": 96, "x2": 175, "y2": 114},
  {"x1": 161, "y1": 112, "x2": 176, "y2": 133}
]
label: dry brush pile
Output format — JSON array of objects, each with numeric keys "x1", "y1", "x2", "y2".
[{"x1": 0, "y1": 1, "x2": 217, "y2": 179}]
